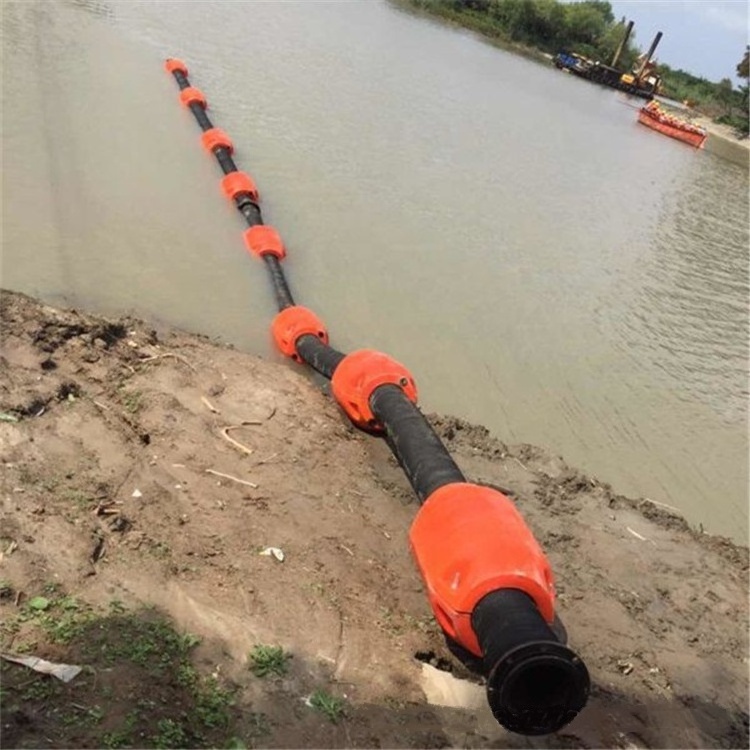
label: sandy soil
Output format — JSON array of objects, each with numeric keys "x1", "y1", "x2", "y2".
[
  {"x1": 1, "y1": 291, "x2": 748, "y2": 749},
  {"x1": 694, "y1": 117, "x2": 750, "y2": 150}
]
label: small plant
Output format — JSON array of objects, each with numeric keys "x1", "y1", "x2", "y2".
[
  {"x1": 245, "y1": 711, "x2": 270, "y2": 740},
  {"x1": 195, "y1": 677, "x2": 234, "y2": 728},
  {"x1": 308, "y1": 689, "x2": 346, "y2": 724},
  {"x1": 152, "y1": 717, "x2": 189, "y2": 749},
  {"x1": 108, "y1": 599, "x2": 127, "y2": 614},
  {"x1": 121, "y1": 389, "x2": 143, "y2": 414},
  {"x1": 248, "y1": 644, "x2": 290, "y2": 678}
]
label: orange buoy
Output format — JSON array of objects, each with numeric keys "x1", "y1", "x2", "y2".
[
  {"x1": 243, "y1": 225, "x2": 285, "y2": 260},
  {"x1": 221, "y1": 172, "x2": 259, "y2": 203},
  {"x1": 410, "y1": 482, "x2": 555, "y2": 656},
  {"x1": 331, "y1": 349, "x2": 417, "y2": 431},
  {"x1": 165, "y1": 58, "x2": 188, "y2": 76},
  {"x1": 271, "y1": 306, "x2": 328, "y2": 361},
  {"x1": 201, "y1": 128, "x2": 233, "y2": 155},
  {"x1": 179, "y1": 86, "x2": 207, "y2": 109}
]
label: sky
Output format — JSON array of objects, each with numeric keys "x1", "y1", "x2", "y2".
[{"x1": 607, "y1": 1, "x2": 749, "y2": 83}]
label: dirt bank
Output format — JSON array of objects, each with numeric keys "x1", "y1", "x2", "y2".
[{"x1": 1, "y1": 291, "x2": 747, "y2": 749}]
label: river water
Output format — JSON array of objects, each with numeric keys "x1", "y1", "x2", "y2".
[{"x1": 2, "y1": 1, "x2": 747, "y2": 541}]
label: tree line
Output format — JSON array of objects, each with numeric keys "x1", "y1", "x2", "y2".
[{"x1": 400, "y1": 0, "x2": 749, "y2": 136}]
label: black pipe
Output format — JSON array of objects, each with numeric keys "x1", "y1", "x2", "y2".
[
  {"x1": 173, "y1": 70, "x2": 190, "y2": 90},
  {"x1": 472, "y1": 589, "x2": 590, "y2": 735},
  {"x1": 296, "y1": 334, "x2": 346, "y2": 378},
  {"x1": 215, "y1": 146, "x2": 239, "y2": 175},
  {"x1": 262, "y1": 255, "x2": 295, "y2": 311},
  {"x1": 238, "y1": 199, "x2": 263, "y2": 226},
  {"x1": 166, "y1": 63, "x2": 591, "y2": 735},
  {"x1": 369, "y1": 384, "x2": 465, "y2": 501},
  {"x1": 188, "y1": 101, "x2": 213, "y2": 132}
]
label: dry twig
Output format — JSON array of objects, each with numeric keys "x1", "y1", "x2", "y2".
[
  {"x1": 140, "y1": 352, "x2": 196, "y2": 372},
  {"x1": 205, "y1": 469, "x2": 258, "y2": 488},
  {"x1": 219, "y1": 423, "x2": 262, "y2": 456},
  {"x1": 201, "y1": 396, "x2": 220, "y2": 414}
]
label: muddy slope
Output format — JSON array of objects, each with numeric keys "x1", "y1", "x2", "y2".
[{"x1": 1, "y1": 290, "x2": 747, "y2": 749}]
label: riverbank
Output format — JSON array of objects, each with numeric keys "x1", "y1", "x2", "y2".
[{"x1": 1, "y1": 291, "x2": 747, "y2": 748}]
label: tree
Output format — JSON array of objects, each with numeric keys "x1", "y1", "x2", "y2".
[
  {"x1": 736, "y1": 47, "x2": 749, "y2": 133},
  {"x1": 716, "y1": 78, "x2": 734, "y2": 116},
  {"x1": 737, "y1": 46, "x2": 749, "y2": 81},
  {"x1": 564, "y1": 3, "x2": 607, "y2": 48}
]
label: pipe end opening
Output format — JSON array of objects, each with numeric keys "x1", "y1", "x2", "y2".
[{"x1": 487, "y1": 641, "x2": 590, "y2": 736}]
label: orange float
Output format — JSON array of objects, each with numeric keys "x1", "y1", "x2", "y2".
[
  {"x1": 331, "y1": 349, "x2": 417, "y2": 431},
  {"x1": 271, "y1": 306, "x2": 328, "y2": 361},
  {"x1": 410, "y1": 482, "x2": 555, "y2": 656}
]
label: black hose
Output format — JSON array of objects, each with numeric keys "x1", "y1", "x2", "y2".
[
  {"x1": 471, "y1": 589, "x2": 590, "y2": 735},
  {"x1": 215, "y1": 146, "x2": 239, "y2": 175},
  {"x1": 188, "y1": 101, "x2": 213, "y2": 132},
  {"x1": 262, "y1": 255, "x2": 295, "y2": 311},
  {"x1": 173, "y1": 70, "x2": 190, "y2": 90},
  {"x1": 166, "y1": 62, "x2": 591, "y2": 736},
  {"x1": 296, "y1": 334, "x2": 346, "y2": 378},
  {"x1": 238, "y1": 199, "x2": 263, "y2": 226},
  {"x1": 369, "y1": 384, "x2": 465, "y2": 501}
]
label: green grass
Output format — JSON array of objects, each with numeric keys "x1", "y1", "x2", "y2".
[
  {"x1": 248, "y1": 644, "x2": 290, "y2": 678},
  {"x1": 121, "y1": 389, "x2": 143, "y2": 414},
  {"x1": 102, "y1": 712, "x2": 138, "y2": 749},
  {"x1": 194, "y1": 677, "x2": 234, "y2": 729},
  {"x1": 308, "y1": 689, "x2": 346, "y2": 724},
  {"x1": 152, "y1": 718, "x2": 190, "y2": 749},
  {"x1": 1, "y1": 587, "x2": 238, "y2": 749}
]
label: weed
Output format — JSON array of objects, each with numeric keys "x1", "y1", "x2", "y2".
[
  {"x1": 384, "y1": 695, "x2": 407, "y2": 710},
  {"x1": 177, "y1": 662, "x2": 199, "y2": 687},
  {"x1": 62, "y1": 704, "x2": 103, "y2": 727},
  {"x1": 181, "y1": 632, "x2": 202, "y2": 650},
  {"x1": 40, "y1": 476, "x2": 61, "y2": 493},
  {"x1": 307, "y1": 582, "x2": 326, "y2": 597},
  {"x1": 152, "y1": 717, "x2": 190, "y2": 749},
  {"x1": 195, "y1": 677, "x2": 234, "y2": 728},
  {"x1": 308, "y1": 689, "x2": 346, "y2": 724},
  {"x1": 121, "y1": 389, "x2": 143, "y2": 414},
  {"x1": 21, "y1": 677, "x2": 58, "y2": 701},
  {"x1": 245, "y1": 711, "x2": 271, "y2": 739},
  {"x1": 109, "y1": 599, "x2": 127, "y2": 615},
  {"x1": 102, "y1": 711, "x2": 138, "y2": 748},
  {"x1": 248, "y1": 644, "x2": 290, "y2": 678},
  {"x1": 61, "y1": 488, "x2": 91, "y2": 508},
  {"x1": 403, "y1": 612, "x2": 437, "y2": 635},
  {"x1": 148, "y1": 540, "x2": 171, "y2": 560},
  {"x1": 38, "y1": 598, "x2": 95, "y2": 643},
  {"x1": 2, "y1": 596, "x2": 237, "y2": 748},
  {"x1": 89, "y1": 617, "x2": 192, "y2": 669}
]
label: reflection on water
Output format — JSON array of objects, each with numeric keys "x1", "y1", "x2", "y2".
[{"x1": 1, "y1": 0, "x2": 747, "y2": 540}]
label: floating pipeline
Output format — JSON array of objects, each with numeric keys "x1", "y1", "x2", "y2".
[{"x1": 164, "y1": 58, "x2": 589, "y2": 735}]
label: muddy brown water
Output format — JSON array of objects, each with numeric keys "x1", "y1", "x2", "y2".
[{"x1": 2, "y1": 1, "x2": 748, "y2": 541}]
